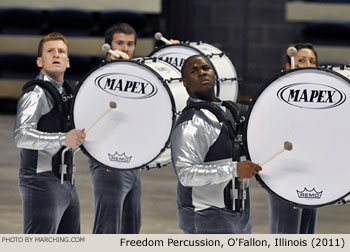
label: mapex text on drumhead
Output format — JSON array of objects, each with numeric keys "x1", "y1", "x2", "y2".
[
  {"x1": 95, "y1": 73, "x2": 158, "y2": 99},
  {"x1": 277, "y1": 83, "x2": 346, "y2": 109},
  {"x1": 156, "y1": 54, "x2": 187, "y2": 68}
]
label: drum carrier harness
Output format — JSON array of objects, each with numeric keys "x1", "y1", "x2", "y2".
[
  {"x1": 182, "y1": 100, "x2": 248, "y2": 212},
  {"x1": 22, "y1": 80, "x2": 77, "y2": 184}
]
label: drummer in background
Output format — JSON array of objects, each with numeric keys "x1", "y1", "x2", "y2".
[
  {"x1": 105, "y1": 23, "x2": 179, "y2": 60},
  {"x1": 14, "y1": 32, "x2": 86, "y2": 233},
  {"x1": 171, "y1": 55, "x2": 262, "y2": 233},
  {"x1": 88, "y1": 23, "x2": 179, "y2": 234},
  {"x1": 268, "y1": 42, "x2": 319, "y2": 234},
  {"x1": 285, "y1": 42, "x2": 318, "y2": 69},
  {"x1": 88, "y1": 23, "x2": 141, "y2": 234}
]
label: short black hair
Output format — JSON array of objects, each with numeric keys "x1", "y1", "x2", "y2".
[
  {"x1": 181, "y1": 55, "x2": 213, "y2": 79},
  {"x1": 285, "y1": 42, "x2": 318, "y2": 66},
  {"x1": 105, "y1": 23, "x2": 137, "y2": 45}
]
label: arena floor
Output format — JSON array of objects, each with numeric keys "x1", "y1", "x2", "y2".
[{"x1": 1, "y1": 114, "x2": 349, "y2": 234}]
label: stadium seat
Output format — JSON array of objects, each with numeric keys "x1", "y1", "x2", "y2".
[
  {"x1": 47, "y1": 8, "x2": 95, "y2": 36},
  {"x1": 0, "y1": 7, "x2": 45, "y2": 35},
  {"x1": 99, "y1": 10, "x2": 151, "y2": 37},
  {"x1": 0, "y1": 52, "x2": 38, "y2": 79},
  {"x1": 302, "y1": 22, "x2": 350, "y2": 46}
]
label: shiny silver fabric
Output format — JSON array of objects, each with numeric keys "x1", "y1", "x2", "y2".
[
  {"x1": 14, "y1": 73, "x2": 66, "y2": 173},
  {"x1": 171, "y1": 98, "x2": 240, "y2": 211}
]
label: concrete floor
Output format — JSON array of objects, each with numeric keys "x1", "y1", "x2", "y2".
[{"x1": 1, "y1": 114, "x2": 350, "y2": 234}]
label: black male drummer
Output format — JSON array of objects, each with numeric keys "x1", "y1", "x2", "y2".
[
  {"x1": 14, "y1": 32, "x2": 86, "y2": 233},
  {"x1": 171, "y1": 55, "x2": 262, "y2": 233},
  {"x1": 268, "y1": 43, "x2": 319, "y2": 234}
]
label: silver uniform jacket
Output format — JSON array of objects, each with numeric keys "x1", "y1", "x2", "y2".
[
  {"x1": 14, "y1": 73, "x2": 66, "y2": 173},
  {"x1": 171, "y1": 98, "x2": 244, "y2": 211}
]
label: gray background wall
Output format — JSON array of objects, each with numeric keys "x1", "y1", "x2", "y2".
[{"x1": 164, "y1": 0, "x2": 305, "y2": 100}]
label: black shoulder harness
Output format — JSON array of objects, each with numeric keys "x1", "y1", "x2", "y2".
[{"x1": 182, "y1": 101, "x2": 247, "y2": 161}]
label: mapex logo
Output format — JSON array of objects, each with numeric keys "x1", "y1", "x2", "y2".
[
  {"x1": 277, "y1": 83, "x2": 346, "y2": 109},
  {"x1": 156, "y1": 54, "x2": 187, "y2": 68},
  {"x1": 95, "y1": 73, "x2": 157, "y2": 99},
  {"x1": 108, "y1": 152, "x2": 132, "y2": 163},
  {"x1": 297, "y1": 188, "x2": 323, "y2": 199}
]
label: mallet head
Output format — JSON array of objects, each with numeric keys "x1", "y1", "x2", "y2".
[
  {"x1": 284, "y1": 141, "x2": 293, "y2": 151},
  {"x1": 109, "y1": 101, "x2": 117, "y2": 109}
]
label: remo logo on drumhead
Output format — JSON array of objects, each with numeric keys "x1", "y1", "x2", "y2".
[
  {"x1": 277, "y1": 83, "x2": 346, "y2": 109},
  {"x1": 245, "y1": 68, "x2": 350, "y2": 207},
  {"x1": 95, "y1": 73, "x2": 158, "y2": 99}
]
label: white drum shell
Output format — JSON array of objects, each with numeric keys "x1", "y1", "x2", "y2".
[
  {"x1": 329, "y1": 65, "x2": 350, "y2": 80},
  {"x1": 133, "y1": 58, "x2": 187, "y2": 168},
  {"x1": 134, "y1": 57, "x2": 187, "y2": 114},
  {"x1": 150, "y1": 42, "x2": 239, "y2": 102},
  {"x1": 245, "y1": 68, "x2": 350, "y2": 207}
]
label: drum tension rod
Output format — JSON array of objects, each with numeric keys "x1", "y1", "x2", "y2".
[
  {"x1": 167, "y1": 77, "x2": 182, "y2": 82},
  {"x1": 208, "y1": 53, "x2": 225, "y2": 58},
  {"x1": 218, "y1": 77, "x2": 237, "y2": 82}
]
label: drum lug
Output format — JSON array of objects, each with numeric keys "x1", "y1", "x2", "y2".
[{"x1": 239, "y1": 116, "x2": 246, "y2": 123}]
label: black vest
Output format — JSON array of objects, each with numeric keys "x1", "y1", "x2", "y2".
[{"x1": 20, "y1": 80, "x2": 75, "y2": 177}]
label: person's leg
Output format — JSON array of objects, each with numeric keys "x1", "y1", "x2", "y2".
[
  {"x1": 57, "y1": 184, "x2": 81, "y2": 234},
  {"x1": 19, "y1": 173, "x2": 68, "y2": 234},
  {"x1": 121, "y1": 171, "x2": 141, "y2": 234},
  {"x1": 300, "y1": 208, "x2": 317, "y2": 234},
  {"x1": 268, "y1": 192, "x2": 302, "y2": 233},
  {"x1": 177, "y1": 207, "x2": 195, "y2": 234},
  {"x1": 89, "y1": 160, "x2": 132, "y2": 234}
]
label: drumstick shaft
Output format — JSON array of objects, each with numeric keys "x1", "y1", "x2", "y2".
[
  {"x1": 259, "y1": 148, "x2": 285, "y2": 166},
  {"x1": 239, "y1": 141, "x2": 292, "y2": 181},
  {"x1": 238, "y1": 148, "x2": 284, "y2": 182},
  {"x1": 85, "y1": 107, "x2": 112, "y2": 133}
]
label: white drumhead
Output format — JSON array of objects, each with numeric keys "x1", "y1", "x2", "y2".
[
  {"x1": 245, "y1": 68, "x2": 350, "y2": 207},
  {"x1": 150, "y1": 42, "x2": 239, "y2": 102},
  {"x1": 73, "y1": 60, "x2": 175, "y2": 169}
]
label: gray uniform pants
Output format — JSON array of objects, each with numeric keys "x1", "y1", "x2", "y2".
[
  {"x1": 178, "y1": 189, "x2": 252, "y2": 234},
  {"x1": 19, "y1": 171, "x2": 80, "y2": 234},
  {"x1": 268, "y1": 193, "x2": 317, "y2": 234},
  {"x1": 89, "y1": 159, "x2": 141, "y2": 234}
]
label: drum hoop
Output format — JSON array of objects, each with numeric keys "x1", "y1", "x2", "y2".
[
  {"x1": 149, "y1": 42, "x2": 202, "y2": 57},
  {"x1": 244, "y1": 67, "x2": 350, "y2": 207},
  {"x1": 256, "y1": 174, "x2": 350, "y2": 208},
  {"x1": 72, "y1": 59, "x2": 177, "y2": 170},
  {"x1": 149, "y1": 43, "x2": 223, "y2": 98}
]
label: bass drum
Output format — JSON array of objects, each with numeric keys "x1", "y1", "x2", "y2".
[
  {"x1": 132, "y1": 57, "x2": 187, "y2": 169},
  {"x1": 72, "y1": 59, "x2": 178, "y2": 169},
  {"x1": 325, "y1": 65, "x2": 350, "y2": 80},
  {"x1": 245, "y1": 67, "x2": 350, "y2": 208},
  {"x1": 149, "y1": 42, "x2": 239, "y2": 102}
]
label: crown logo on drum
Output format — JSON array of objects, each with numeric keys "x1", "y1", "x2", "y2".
[
  {"x1": 296, "y1": 187, "x2": 323, "y2": 199},
  {"x1": 108, "y1": 152, "x2": 132, "y2": 163}
]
